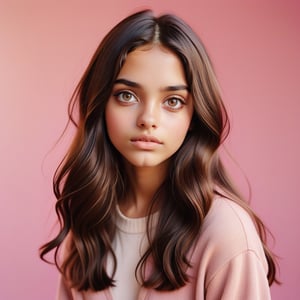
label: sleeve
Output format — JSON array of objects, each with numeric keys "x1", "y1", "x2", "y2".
[{"x1": 205, "y1": 250, "x2": 271, "y2": 300}]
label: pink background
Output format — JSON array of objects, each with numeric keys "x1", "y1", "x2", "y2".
[{"x1": 0, "y1": 0, "x2": 299, "y2": 299}]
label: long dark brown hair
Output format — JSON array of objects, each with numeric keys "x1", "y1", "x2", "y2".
[{"x1": 40, "y1": 9, "x2": 278, "y2": 291}]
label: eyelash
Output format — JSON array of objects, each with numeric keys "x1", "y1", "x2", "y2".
[
  {"x1": 113, "y1": 90, "x2": 186, "y2": 110},
  {"x1": 163, "y1": 97, "x2": 186, "y2": 110},
  {"x1": 114, "y1": 91, "x2": 138, "y2": 103}
]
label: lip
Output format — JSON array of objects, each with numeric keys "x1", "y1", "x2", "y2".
[
  {"x1": 130, "y1": 135, "x2": 163, "y2": 150},
  {"x1": 130, "y1": 135, "x2": 162, "y2": 144}
]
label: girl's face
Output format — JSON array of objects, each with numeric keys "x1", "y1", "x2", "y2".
[{"x1": 105, "y1": 44, "x2": 194, "y2": 169}]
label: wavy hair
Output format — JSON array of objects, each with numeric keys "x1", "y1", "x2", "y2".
[{"x1": 40, "y1": 9, "x2": 278, "y2": 291}]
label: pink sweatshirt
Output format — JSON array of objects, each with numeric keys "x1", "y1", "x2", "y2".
[{"x1": 56, "y1": 197, "x2": 271, "y2": 299}]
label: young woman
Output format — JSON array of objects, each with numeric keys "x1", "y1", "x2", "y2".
[{"x1": 40, "y1": 9, "x2": 278, "y2": 300}]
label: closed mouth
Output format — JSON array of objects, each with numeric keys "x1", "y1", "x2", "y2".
[{"x1": 130, "y1": 136, "x2": 162, "y2": 144}]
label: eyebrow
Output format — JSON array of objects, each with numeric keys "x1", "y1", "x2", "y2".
[{"x1": 114, "y1": 78, "x2": 189, "y2": 92}]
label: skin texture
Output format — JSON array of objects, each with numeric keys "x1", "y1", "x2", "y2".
[{"x1": 105, "y1": 44, "x2": 194, "y2": 217}]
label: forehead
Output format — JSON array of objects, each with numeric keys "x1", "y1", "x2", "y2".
[{"x1": 117, "y1": 44, "x2": 187, "y2": 86}]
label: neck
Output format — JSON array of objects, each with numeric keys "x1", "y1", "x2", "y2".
[{"x1": 119, "y1": 163, "x2": 168, "y2": 218}]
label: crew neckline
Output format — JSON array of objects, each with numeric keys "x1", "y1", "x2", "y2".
[{"x1": 115, "y1": 205, "x2": 159, "y2": 234}]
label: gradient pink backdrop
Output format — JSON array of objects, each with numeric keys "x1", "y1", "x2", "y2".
[{"x1": 0, "y1": 0, "x2": 299, "y2": 299}]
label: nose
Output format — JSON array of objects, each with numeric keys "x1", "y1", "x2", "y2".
[{"x1": 137, "y1": 102, "x2": 159, "y2": 129}]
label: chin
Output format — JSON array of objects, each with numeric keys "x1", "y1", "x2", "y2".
[
  {"x1": 125, "y1": 157, "x2": 169, "y2": 169},
  {"x1": 129, "y1": 161, "x2": 162, "y2": 168}
]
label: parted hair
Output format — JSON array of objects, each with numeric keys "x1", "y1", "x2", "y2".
[{"x1": 40, "y1": 9, "x2": 277, "y2": 291}]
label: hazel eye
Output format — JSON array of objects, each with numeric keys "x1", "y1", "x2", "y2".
[
  {"x1": 115, "y1": 91, "x2": 137, "y2": 103},
  {"x1": 164, "y1": 97, "x2": 185, "y2": 110}
]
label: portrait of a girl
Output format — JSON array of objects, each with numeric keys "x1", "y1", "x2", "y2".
[{"x1": 40, "y1": 9, "x2": 278, "y2": 300}]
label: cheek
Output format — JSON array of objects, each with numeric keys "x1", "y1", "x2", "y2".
[
  {"x1": 173, "y1": 115, "x2": 193, "y2": 148},
  {"x1": 168, "y1": 114, "x2": 192, "y2": 137},
  {"x1": 105, "y1": 104, "x2": 130, "y2": 142},
  {"x1": 175, "y1": 126, "x2": 190, "y2": 145},
  {"x1": 105, "y1": 105, "x2": 119, "y2": 140}
]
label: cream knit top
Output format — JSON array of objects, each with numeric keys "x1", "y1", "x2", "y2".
[{"x1": 107, "y1": 206, "x2": 159, "y2": 300}]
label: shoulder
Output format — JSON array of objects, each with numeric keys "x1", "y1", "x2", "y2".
[
  {"x1": 191, "y1": 196, "x2": 268, "y2": 281},
  {"x1": 200, "y1": 196, "x2": 264, "y2": 253}
]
